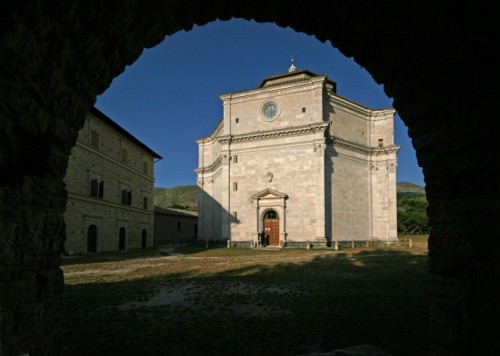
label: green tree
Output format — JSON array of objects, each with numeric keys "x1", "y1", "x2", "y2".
[{"x1": 397, "y1": 194, "x2": 429, "y2": 235}]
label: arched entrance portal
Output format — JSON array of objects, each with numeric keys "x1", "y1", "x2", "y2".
[{"x1": 263, "y1": 210, "x2": 280, "y2": 247}]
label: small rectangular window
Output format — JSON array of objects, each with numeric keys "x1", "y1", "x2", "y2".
[
  {"x1": 378, "y1": 139, "x2": 384, "y2": 147},
  {"x1": 233, "y1": 212, "x2": 237, "y2": 219},
  {"x1": 90, "y1": 130, "x2": 100, "y2": 148},
  {"x1": 233, "y1": 182, "x2": 238, "y2": 191},
  {"x1": 89, "y1": 175, "x2": 104, "y2": 198},
  {"x1": 121, "y1": 149, "x2": 128, "y2": 163},
  {"x1": 127, "y1": 191, "x2": 132, "y2": 205},
  {"x1": 121, "y1": 189, "x2": 128, "y2": 204},
  {"x1": 90, "y1": 178, "x2": 99, "y2": 197},
  {"x1": 235, "y1": 118, "x2": 239, "y2": 123},
  {"x1": 143, "y1": 196, "x2": 148, "y2": 209},
  {"x1": 302, "y1": 107, "x2": 306, "y2": 113},
  {"x1": 143, "y1": 161, "x2": 148, "y2": 174},
  {"x1": 232, "y1": 155, "x2": 238, "y2": 163},
  {"x1": 98, "y1": 181, "x2": 104, "y2": 198}
]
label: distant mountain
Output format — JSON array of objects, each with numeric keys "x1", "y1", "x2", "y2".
[
  {"x1": 155, "y1": 182, "x2": 425, "y2": 210},
  {"x1": 154, "y1": 185, "x2": 198, "y2": 211},
  {"x1": 397, "y1": 181, "x2": 426, "y2": 196}
]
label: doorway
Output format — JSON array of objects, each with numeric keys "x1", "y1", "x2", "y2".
[
  {"x1": 87, "y1": 224, "x2": 98, "y2": 253},
  {"x1": 263, "y1": 210, "x2": 280, "y2": 246},
  {"x1": 141, "y1": 228, "x2": 147, "y2": 249},
  {"x1": 118, "y1": 227, "x2": 126, "y2": 251}
]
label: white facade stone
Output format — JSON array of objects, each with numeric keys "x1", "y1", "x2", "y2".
[{"x1": 196, "y1": 68, "x2": 399, "y2": 247}]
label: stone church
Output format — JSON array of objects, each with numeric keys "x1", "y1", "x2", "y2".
[{"x1": 196, "y1": 62, "x2": 399, "y2": 248}]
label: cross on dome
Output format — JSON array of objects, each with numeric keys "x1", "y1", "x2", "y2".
[{"x1": 288, "y1": 56, "x2": 297, "y2": 72}]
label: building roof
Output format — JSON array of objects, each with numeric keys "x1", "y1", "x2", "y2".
[
  {"x1": 258, "y1": 69, "x2": 337, "y2": 93},
  {"x1": 154, "y1": 206, "x2": 198, "y2": 217},
  {"x1": 89, "y1": 106, "x2": 163, "y2": 159}
]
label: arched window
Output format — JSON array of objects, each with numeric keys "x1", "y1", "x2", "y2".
[
  {"x1": 141, "y1": 228, "x2": 147, "y2": 249},
  {"x1": 118, "y1": 227, "x2": 126, "y2": 251},
  {"x1": 264, "y1": 210, "x2": 278, "y2": 220},
  {"x1": 87, "y1": 224, "x2": 98, "y2": 253}
]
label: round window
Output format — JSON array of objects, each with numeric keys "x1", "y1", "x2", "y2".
[{"x1": 260, "y1": 100, "x2": 281, "y2": 121}]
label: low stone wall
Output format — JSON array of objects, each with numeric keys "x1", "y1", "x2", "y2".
[{"x1": 224, "y1": 239, "x2": 411, "y2": 250}]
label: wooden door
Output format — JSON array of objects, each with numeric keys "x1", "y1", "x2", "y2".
[{"x1": 263, "y1": 219, "x2": 280, "y2": 246}]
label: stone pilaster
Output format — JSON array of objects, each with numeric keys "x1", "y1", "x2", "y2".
[
  {"x1": 220, "y1": 152, "x2": 230, "y2": 240},
  {"x1": 387, "y1": 159, "x2": 398, "y2": 239},
  {"x1": 314, "y1": 142, "x2": 326, "y2": 244}
]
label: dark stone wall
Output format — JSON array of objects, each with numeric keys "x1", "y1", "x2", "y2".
[{"x1": 0, "y1": 1, "x2": 498, "y2": 355}]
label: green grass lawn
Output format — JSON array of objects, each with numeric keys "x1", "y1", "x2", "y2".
[{"x1": 62, "y1": 235, "x2": 429, "y2": 355}]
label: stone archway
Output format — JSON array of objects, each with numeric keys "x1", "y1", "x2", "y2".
[{"x1": 0, "y1": 2, "x2": 497, "y2": 355}]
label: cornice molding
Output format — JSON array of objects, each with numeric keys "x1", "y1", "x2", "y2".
[
  {"x1": 195, "y1": 155, "x2": 222, "y2": 174},
  {"x1": 333, "y1": 137, "x2": 401, "y2": 156},
  {"x1": 218, "y1": 122, "x2": 330, "y2": 144},
  {"x1": 67, "y1": 192, "x2": 154, "y2": 215},
  {"x1": 74, "y1": 141, "x2": 155, "y2": 182}
]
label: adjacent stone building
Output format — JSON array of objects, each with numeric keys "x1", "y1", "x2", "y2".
[
  {"x1": 196, "y1": 63, "x2": 399, "y2": 247},
  {"x1": 64, "y1": 107, "x2": 162, "y2": 253},
  {"x1": 153, "y1": 206, "x2": 198, "y2": 245}
]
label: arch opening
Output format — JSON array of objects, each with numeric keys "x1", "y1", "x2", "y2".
[
  {"x1": 1, "y1": 5, "x2": 494, "y2": 356},
  {"x1": 86, "y1": 224, "x2": 98, "y2": 253},
  {"x1": 118, "y1": 227, "x2": 127, "y2": 251}
]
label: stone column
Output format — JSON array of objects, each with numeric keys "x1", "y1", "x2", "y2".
[
  {"x1": 0, "y1": 102, "x2": 81, "y2": 354},
  {"x1": 1, "y1": 181, "x2": 67, "y2": 355}
]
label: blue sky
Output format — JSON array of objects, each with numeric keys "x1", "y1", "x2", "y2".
[{"x1": 96, "y1": 19, "x2": 424, "y2": 188}]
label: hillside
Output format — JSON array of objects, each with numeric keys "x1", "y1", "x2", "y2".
[
  {"x1": 153, "y1": 185, "x2": 198, "y2": 211},
  {"x1": 154, "y1": 182, "x2": 426, "y2": 211},
  {"x1": 397, "y1": 181, "x2": 426, "y2": 196}
]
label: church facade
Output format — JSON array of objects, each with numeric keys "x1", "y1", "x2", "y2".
[{"x1": 196, "y1": 64, "x2": 399, "y2": 248}]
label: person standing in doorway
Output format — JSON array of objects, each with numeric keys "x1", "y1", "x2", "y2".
[{"x1": 260, "y1": 229, "x2": 266, "y2": 247}]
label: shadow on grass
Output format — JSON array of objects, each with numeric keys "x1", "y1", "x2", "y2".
[
  {"x1": 61, "y1": 247, "x2": 172, "y2": 266},
  {"x1": 63, "y1": 248, "x2": 429, "y2": 356}
]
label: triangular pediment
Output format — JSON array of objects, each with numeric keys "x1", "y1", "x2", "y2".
[{"x1": 251, "y1": 188, "x2": 288, "y2": 200}]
